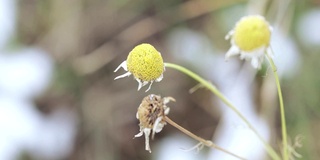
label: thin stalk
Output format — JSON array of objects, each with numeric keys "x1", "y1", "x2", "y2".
[
  {"x1": 164, "y1": 116, "x2": 246, "y2": 160},
  {"x1": 164, "y1": 62, "x2": 281, "y2": 160},
  {"x1": 266, "y1": 53, "x2": 288, "y2": 160}
]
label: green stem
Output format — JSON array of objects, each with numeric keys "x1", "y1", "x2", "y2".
[
  {"x1": 164, "y1": 62, "x2": 281, "y2": 160},
  {"x1": 266, "y1": 53, "x2": 288, "y2": 160}
]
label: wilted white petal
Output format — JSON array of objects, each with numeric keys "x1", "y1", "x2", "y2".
[
  {"x1": 163, "y1": 97, "x2": 175, "y2": 104},
  {"x1": 155, "y1": 73, "x2": 163, "y2": 82},
  {"x1": 137, "y1": 80, "x2": 148, "y2": 91},
  {"x1": 114, "y1": 61, "x2": 127, "y2": 72},
  {"x1": 164, "y1": 107, "x2": 170, "y2": 115},
  {"x1": 240, "y1": 53, "x2": 247, "y2": 60},
  {"x1": 145, "y1": 81, "x2": 153, "y2": 92},
  {"x1": 152, "y1": 117, "x2": 164, "y2": 139},
  {"x1": 134, "y1": 130, "x2": 144, "y2": 138},
  {"x1": 143, "y1": 129, "x2": 152, "y2": 153},
  {"x1": 251, "y1": 57, "x2": 260, "y2": 69},
  {"x1": 225, "y1": 30, "x2": 234, "y2": 40},
  {"x1": 114, "y1": 72, "x2": 131, "y2": 80},
  {"x1": 225, "y1": 45, "x2": 240, "y2": 60}
]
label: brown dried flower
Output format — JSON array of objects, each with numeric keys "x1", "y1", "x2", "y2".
[{"x1": 134, "y1": 94, "x2": 175, "y2": 153}]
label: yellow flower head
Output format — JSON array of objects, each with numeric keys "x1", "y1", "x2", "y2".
[
  {"x1": 234, "y1": 16, "x2": 271, "y2": 51},
  {"x1": 225, "y1": 15, "x2": 273, "y2": 69},
  {"x1": 114, "y1": 43, "x2": 165, "y2": 92},
  {"x1": 127, "y1": 44, "x2": 164, "y2": 81}
]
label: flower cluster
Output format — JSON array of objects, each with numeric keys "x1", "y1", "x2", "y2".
[
  {"x1": 134, "y1": 94, "x2": 175, "y2": 153},
  {"x1": 114, "y1": 14, "x2": 276, "y2": 154}
]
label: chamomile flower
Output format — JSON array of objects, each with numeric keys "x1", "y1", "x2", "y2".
[
  {"x1": 225, "y1": 15, "x2": 273, "y2": 69},
  {"x1": 114, "y1": 43, "x2": 165, "y2": 92},
  {"x1": 135, "y1": 94, "x2": 175, "y2": 153}
]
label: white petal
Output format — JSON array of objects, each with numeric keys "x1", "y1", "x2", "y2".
[
  {"x1": 143, "y1": 129, "x2": 152, "y2": 153},
  {"x1": 145, "y1": 81, "x2": 153, "y2": 92},
  {"x1": 240, "y1": 53, "x2": 247, "y2": 60},
  {"x1": 136, "y1": 112, "x2": 139, "y2": 119},
  {"x1": 225, "y1": 30, "x2": 234, "y2": 40},
  {"x1": 164, "y1": 107, "x2": 170, "y2": 115},
  {"x1": 137, "y1": 80, "x2": 143, "y2": 91},
  {"x1": 163, "y1": 97, "x2": 175, "y2": 104},
  {"x1": 114, "y1": 72, "x2": 131, "y2": 80},
  {"x1": 114, "y1": 61, "x2": 127, "y2": 72},
  {"x1": 225, "y1": 45, "x2": 240, "y2": 60},
  {"x1": 154, "y1": 122, "x2": 165, "y2": 134},
  {"x1": 137, "y1": 79, "x2": 148, "y2": 91},
  {"x1": 155, "y1": 73, "x2": 163, "y2": 82},
  {"x1": 134, "y1": 130, "x2": 144, "y2": 138},
  {"x1": 269, "y1": 26, "x2": 273, "y2": 32},
  {"x1": 152, "y1": 117, "x2": 164, "y2": 139},
  {"x1": 149, "y1": 94, "x2": 155, "y2": 100},
  {"x1": 251, "y1": 57, "x2": 260, "y2": 69}
]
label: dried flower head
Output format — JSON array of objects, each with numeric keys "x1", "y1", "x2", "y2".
[
  {"x1": 225, "y1": 15, "x2": 273, "y2": 69},
  {"x1": 114, "y1": 43, "x2": 165, "y2": 92},
  {"x1": 135, "y1": 94, "x2": 175, "y2": 153}
]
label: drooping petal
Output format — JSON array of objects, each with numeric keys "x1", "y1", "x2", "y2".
[
  {"x1": 143, "y1": 128, "x2": 152, "y2": 153},
  {"x1": 251, "y1": 57, "x2": 260, "y2": 69},
  {"x1": 225, "y1": 30, "x2": 234, "y2": 40},
  {"x1": 152, "y1": 117, "x2": 164, "y2": 139},
  {"x1": 134, "y1": 130, "x2": 144, "y2": 138},
  {"x1": 163, "y1": 97, "x2": 175, "y2": 104},
  {"x1": 155, "y1": 73, "x2": 163, "y2": 82},
  {"x1": 164, "y1": 107, "x2": 170, "y2": 115},
  {"x1": 136, "y1": 79, "x2": 148, "y2": 91},
  {"x1": 114, "y1": 72, "x2": 132, "y2": 80},
  {"x1": 145, "y1": 81, "x2": 153, "y2": 92},
  {"x1": 225, "y1": 45, "x2": 240, "y2": 60},
  {"x1": 114, "y1": 61, "x2": 127, "y2": 72},
  {"x1": 114, "y1": 61, "x2": 132, "y2": 80}
]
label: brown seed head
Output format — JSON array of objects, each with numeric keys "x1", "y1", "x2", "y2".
[
  {"x1": 137, "y1": 94, "x2": 174, "y2": 129},
  {"x1": 135, "y1": 94, "x2": 175, "y2": 153}
]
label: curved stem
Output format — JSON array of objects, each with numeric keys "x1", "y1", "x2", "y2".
[
  {"x1": 164, "y1": 116, "x2": 246, "y2": 160},
  {"x1": 164, "y1": 62, "x2": 281, "y2": 160},
  {"x1": 266, "y1": 53, "x2": 288, "y2": 160}
]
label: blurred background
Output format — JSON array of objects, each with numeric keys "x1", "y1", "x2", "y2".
[{"x1": 0, "y1": 0, "x2": 319, "y2": 159}]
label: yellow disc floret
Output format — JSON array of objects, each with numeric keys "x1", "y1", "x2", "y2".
[
  {"x1": 233, "y1": 15, "x2": 271, "y2": 51},
  {"x1": 127, "y1": 43, "x2": 164, "y2": 81}
]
